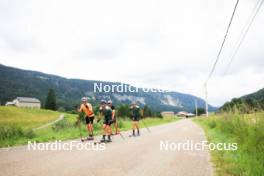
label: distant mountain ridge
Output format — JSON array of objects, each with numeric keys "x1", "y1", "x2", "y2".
[
  {"x1": 0, "y1": 64, "x2": 217, "y2": 112},
  {"x1": 242, "y1": 88, "x2": 264, "y2": 101},
  {"x1": 220, "y1": 88, "x2": 264, "y2": 112}
]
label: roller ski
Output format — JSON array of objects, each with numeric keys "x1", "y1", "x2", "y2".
[
  {"x1": 129, "y1": 129, "x2": 140, "y2": 137},
  {"x1": 94, "y1": 135, "x2": 112, "y2": 144}
]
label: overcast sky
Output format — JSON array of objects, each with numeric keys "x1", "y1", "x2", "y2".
[{"x1": 0, "y1": 0, "x2": 263, "y2": 106}]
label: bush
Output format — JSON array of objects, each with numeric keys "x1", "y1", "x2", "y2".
[
  {"x1": 52, "y1": 119, "x2": 73, "y2": 131},
  {"x1": 66, "y1": 110, "x2": 78, "y2": 114},
  {"x1": 57, "y1": 107, "x2": 65, "y2": 112},
  {"x1": 25, "y1": 130, "x2": 35, "y2": 139},
  {"x1": 118, "y1": 119, "x2": 124, "y2": 128},
  {"x1": 208, "y1": 120, "x2": 216, "y2": 129},
  {"x1": 117, "y1": 104, "x2": 131, "y2": 118},
  {"x1": 0, "y1": 125, "x2": 24, "y2": 140}
]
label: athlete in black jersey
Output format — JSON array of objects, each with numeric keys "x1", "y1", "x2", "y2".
[{"x1": 107, "y1": 100, "x2": 120, "y2": 135}]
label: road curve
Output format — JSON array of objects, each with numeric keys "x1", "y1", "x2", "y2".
[{"x1": 0, "y1": 119, "x2": 213, "y2": 176}]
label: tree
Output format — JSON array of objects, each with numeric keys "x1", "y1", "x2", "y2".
[
  {"x1": 117, "y1": 104, "x2": 131, "y2": 118},
  {"x1": 193, "y1": 108, "x2": 206, "y2": 116},
  {"x1": 153, "y1": 111, "x2": 163, "y2": 118},
  {"x1": 45, "y1": 89, "x2": 57, "y2": 110},
  {"x1": 143, "y1": 105, "x2": 153, "y2": 118}
]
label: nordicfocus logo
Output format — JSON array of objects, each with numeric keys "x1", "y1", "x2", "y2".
[
  {"x1": 160, "y1": 140, "x2": 238, "y2": 151},
  {"x1": 27, "y1": 140, "x2": 106, "y2": 151},
  {"x1": 93, "y1": 83, "x2": 170, "y2": 93}
]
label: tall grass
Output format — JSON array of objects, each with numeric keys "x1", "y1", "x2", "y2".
[
  {"x1": 0, "y1": 125, "x2": 24, "y2": 140},
  {"x1": 194, "y1": 112, "x2": 264, "y2": 176},
  {"x1": 0, "y1": 125, "x2": 36, "y2": 141}
]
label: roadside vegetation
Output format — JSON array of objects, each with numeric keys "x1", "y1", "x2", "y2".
[
  {"x1": 194, "y1": 112, "x2": 264, "y2": 176},
  {"x1": 0, "y1": 106, "x2": 179, "y2": 147},
  {"x1": 220, "y1": 88, "x2": 264, "y2": 113}
]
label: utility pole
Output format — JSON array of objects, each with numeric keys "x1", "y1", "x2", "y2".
[
  {"x1": 204, "y1": 83, "x2": 209, "y2": 117},
  {"x1": 195, "y1": 99, "x2": 198, "y2": 118}
]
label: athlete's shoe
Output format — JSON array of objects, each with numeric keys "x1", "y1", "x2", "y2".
[
  {"x1": 106, "y1": 135, "x2": 112, "y2": 142},
  {"x1": 106, "y1": 139, "x2": 112, "y2": 143},
  {"x1": 100, "y1": 139, "x2": 106, "y2": 143},
  {"x1": 87, "y1": 136, "x2": 94, "y2": 140}
]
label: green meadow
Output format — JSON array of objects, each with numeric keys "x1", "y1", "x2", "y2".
[{"x1": 0, "y1": 106, "x2": 179, "y2": 147}]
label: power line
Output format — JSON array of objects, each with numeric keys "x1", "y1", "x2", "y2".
[
  {"x1": 204, "y1": 0, "x2": 240, "y2": 116},
  {"x1": 205, "y1": 0, "x2": 240, "y2": 83},
  {"x1": 224, "y1": 0, "x2": 264, "y2": 75}
]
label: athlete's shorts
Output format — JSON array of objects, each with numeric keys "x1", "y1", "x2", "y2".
[
  {"x1": 85, "y1": 116, "x2": 94, "y2": 124},
  {"x1": 132, "y1": 117, "x2": 140, "y2": 122},
  {"x1": 103, "y1": 117, "x2": 112, "y2": 126}
]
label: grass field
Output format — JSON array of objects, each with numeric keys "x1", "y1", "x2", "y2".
[
  {"x1": 0, "y1": 106, "x2": 61, "y2": 129},
  {"x1": 0, "y1": 106, "x2": 180, "y2": 147},
  {"x1": 194, "y1": 112, "x2": 264, "y2": 176}
]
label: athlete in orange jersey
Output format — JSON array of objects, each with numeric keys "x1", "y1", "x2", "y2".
[{"x1": 78, "y1": 97, "x2": 95, "y2": 140}]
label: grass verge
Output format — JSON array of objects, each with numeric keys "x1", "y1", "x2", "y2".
[{"x1": 193, "y1": 112, "x2": 264, "y2": 176}]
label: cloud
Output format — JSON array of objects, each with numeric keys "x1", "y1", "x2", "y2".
[
  {"x1": 0, "y1": 0, "x2": 263, "y2": 106},
  {"x1": 73, "y1": 46, "x2": 119, "y2": 60}
]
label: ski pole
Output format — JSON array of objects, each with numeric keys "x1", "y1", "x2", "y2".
[
  {"x1": 141, "y1": 119, "x2": 151, "y2": 133},
  {"x1": 110, "y1": 119, "x2": 125, "y2": 140},
  {"x1": 118, "y1": 131, "x2": 125, "y2": 140},
  {"x1": 77, "y1": 115, "x2": 84, "y2": 142}
]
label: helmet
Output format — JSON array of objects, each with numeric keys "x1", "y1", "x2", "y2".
[
  {"x1": 81, "y1": 97, "x2": 88, "y2": 101},
  {"x1": 100, "y1": 100, "x2": 106, "y2": 104},
  {"x1": 131, "y1": 101, "x2": 137, "y2": 105},
  {"x1": 107, "y1": 100, "x2": 112, "y2": 104}
]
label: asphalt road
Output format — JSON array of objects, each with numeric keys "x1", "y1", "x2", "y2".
[{"x1": 0, "y1": 119, "x2": 213, "y2": 176}]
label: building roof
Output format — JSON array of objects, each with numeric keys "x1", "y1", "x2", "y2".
[
  {"x1": 187, "y1": 113, "x2": 195, "y2": 116},
  {"x1": 5, "y1": 102, "x2": 15, "y2": 106},
  {"x1": 161, "y1": 111, "x2": 175, "y2": 114},
  {"x1": 16, "y1": 97, "x2": 41, "y2": 103},
  {"x1": 177, "y1": 111, "x2": 188, "y2": 115}
]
